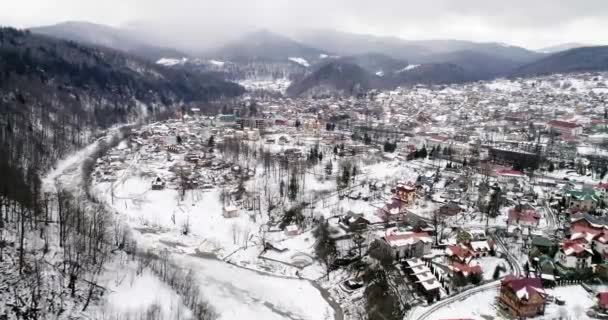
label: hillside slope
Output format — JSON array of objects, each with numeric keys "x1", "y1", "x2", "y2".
[
  {"x1": 512, "y1": 46, "x2": 608, "y2": 77},
  {"x1": 30, "y1": 21, "x2": 189, "y2": 61},
  {"x1": 0, "y1": 27, "x2": 242, "y2": 319},
  {"x1": 286, "y1": 60, "x2": 380, "y2": 97}
]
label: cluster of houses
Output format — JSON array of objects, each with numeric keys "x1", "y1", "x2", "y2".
[{"x1": 158, "y1": 72, "x2": 608, "y2": 318}]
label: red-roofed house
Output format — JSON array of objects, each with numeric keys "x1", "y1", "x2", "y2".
[
  {"x1": 394, "y1": 183, "x2": 416, "y2": 204},
  {"x1": 446, "y1": 245, "x2": 474, "y2": 263},
  {"x1": 446, "y1": 240, "x2": 494, "y2": 263},
  {"x1": 499, "y1": 276, "x2": 546, "y2": 318},
  {"x1": 570, "y1": 215, "x2": 608, "y2": 254},
  {"x1": 382, "y1": 229, "x2": 432, "y2": 259},
  {"x1": 546, "y1": 120, "x2": 583, "y2": 136},
  {"x1": 508, "y1": 207, "x2": 541, "y2": 228},
  {"x1": 597, "y1": 292, "x2": 608, "y2": 311},
  {"x1": 449, "y1": 261, "x2": 482, "y2": 277},
  {"x1": 555, "y1": 240, "x2": 592, "y2": 269},
  {"x1": 377, "y1": 198, "x2": 408, "y2": 222}
]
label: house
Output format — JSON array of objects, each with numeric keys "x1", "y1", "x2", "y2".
[
  {"x1": 151, "y1": 177, "x2": 166, "y2": 190},
  {"x1": 446, "y1": 240, "x2": 494, "y2": 262},
  {"x1": 499, "y1": 276, "x2": 546, "y2": 318},
  {"x1": 403, "y1": 258, "x2": 441, "y2": 301},
  {"x1": 597, "y1": 292, "x2": 608, "y2": 311},
  {"x1": 285, "y1": 224, "x2": 300, "y2": 236},
  {"x1": 567, "y1": 189, "x2": 600, "y2": 212},
  {"x1": 469, "y1": 240, "x2": 494, "y2": 257},
  {"x1": 222, "y1": 205, "x2": 239, "y2": 218},
  {"x1": 570, "y1": 214, "x2": 608, "y2": 254},
  {"x1": 393, "y1": 183, "x2": 416, "y2": 204},
  {"x1": 449, "y1": 261, "x2": 482, "y2": 279},
  {"x1": 439, "y1": 202, "x2": 462, "y2": 216},
  {"x1": 420, "y1": 170, "x2": 437, "y2": 186},
  {"x1": 555, "y1": 240, "x2": 592, "y2": 269},
  {"x1": 446, "y1": 245, "x2": 474, "y2": 263},
  {"x1": 495, "y1": 168, "x2": 527, "y2": 184},
  {"x1": 508, "y1": 206, "x2": 541, "y2": 228},
  {"x1": 377, "y1": 198, "x2": 409, "y2": 222},
  {"x1": 339, "y1": 211, "x2": 370, "y2": 232},
  {"x1": 530, "y1": 236, "x2": 557, "y2": 256},
  {"x1": 382, "y1": 229, "x2": 432, "y2": 259},
  {"x1": 546, "y1": 120, "x2": 583, "y2": 137}
]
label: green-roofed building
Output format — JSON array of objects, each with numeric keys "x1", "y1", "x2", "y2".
[
  {"x1": 566, "y1": 189, "x2": 601, "y2": 212},
  {"x1": 531, "y1": 236, "x2": 557, "y2": 255}
]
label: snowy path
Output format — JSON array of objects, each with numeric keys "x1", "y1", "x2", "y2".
[
  {"x1": 406, "y1": 281, "x2": 500, "y2": 320},
  {"x1": 46, "y1": 129, "x2": 341, "y2": 320}
]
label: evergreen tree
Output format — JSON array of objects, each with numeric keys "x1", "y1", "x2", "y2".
[
  {"x1": 340, "y1": 164, "x2": 351, "y2": 189},
  {"x1": 493, "y1": 265, "x2": 502, "y2": 280},
  {"x1": 419, "y1": 146, "x2": 428, "y2": 159},
  {"x1": 314, "y1": 220, "x2": 338, "y2": 279},
  {"x1": 288, "y1": 173, "x2": 298, "y2": 201},
  {"x1": 325, "y1": 161, "x2": 333, "y2": 175}
]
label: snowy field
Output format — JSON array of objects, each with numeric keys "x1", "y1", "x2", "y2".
[
  {"x1": 422, "y1": 287, "x2": 500, "y2": 320},
  {"x1": 90, "y1": 145, "x2": 339, "y2": 319}
]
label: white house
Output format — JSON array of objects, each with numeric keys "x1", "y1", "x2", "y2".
[
  {"x1": 382, "y1": 229, "x2": 432, "y2": 259},
  {"x1": 223, "y1": 205, "x2": 239, "y2": 218},
  {"x1": 285, "y1": 224, "x2": 300, "y2": 236},
  {"x1": 555, "y1": 241, "x2": 592, "y2": 269}
]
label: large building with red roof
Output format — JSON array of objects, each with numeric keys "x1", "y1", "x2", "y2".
[{"x1": 546, "y1": 120, "x2": 583, "y2": 137}]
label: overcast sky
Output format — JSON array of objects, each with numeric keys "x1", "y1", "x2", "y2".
[{"x1": 2, "y1": 0, "x2": 608, "y2": 49}]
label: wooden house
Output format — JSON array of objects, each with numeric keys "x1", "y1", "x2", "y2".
[{"x1": 499, "y1": 276, "x2": 546, "y2": 318}]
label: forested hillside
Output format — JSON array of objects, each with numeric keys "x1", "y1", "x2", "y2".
[
  {"x1": 0, "y1": 27, "x2": 241, "y2": 319},
  {"x1": 0, "y1": 26, "x2": 242, "y2": 189}
]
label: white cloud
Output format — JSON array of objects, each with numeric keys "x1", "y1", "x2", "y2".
[{"x1": 1, "y1": 0, "x2": 608, "y2": 48}]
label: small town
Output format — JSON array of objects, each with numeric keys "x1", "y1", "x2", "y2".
[{"x1": 86, "y1": 71, "x2": 608, "y2": 319}]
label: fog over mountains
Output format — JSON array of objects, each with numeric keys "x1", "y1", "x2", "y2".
[{"x1": 26, "y1": 21, "x2": 608, "y2": 96}]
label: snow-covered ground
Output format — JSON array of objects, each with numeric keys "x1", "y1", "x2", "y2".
[
  {"x1": 419, "y1": 287, "x2": 500, "y2": 320},
  {"x1": 542, "y1": 285, "x2": 595, "y2": 320},
  {"x1": 156, "y1": 57, "x2": 188, "y2": 67},
  {"x1": 238, "y1": 78, "x2": 292, "y2": 93},
  {"x1": 397, "y1": 64, "x2": 420, "y2": 73},
  {"x1": 288, "y1": 57, "x2": 310, "y2": 67},
  {"x1": 98, "y1": 256, "x2": 192, "y2": 320},
  {"x1": 90, "y1": 143, "x2": 339, "y2": 319}
]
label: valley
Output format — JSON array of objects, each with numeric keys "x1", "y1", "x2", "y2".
[{"x1": 3, "y1": 6, "x2": 608, "y2": 320}]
